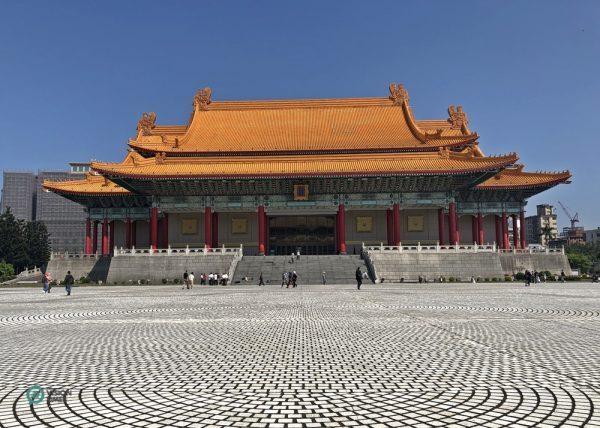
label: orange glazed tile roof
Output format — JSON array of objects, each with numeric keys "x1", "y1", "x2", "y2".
[
  {"x1": 130, "y1": 86, "x2": 478, "y2": 155},
  {"x1": 42, "y1": 173, "x2": 130, "y2": 196},
  {"x1": 91, "y1": 150, "x2": 517, "y2": 179},
  {"x1": 476, "y1": 167, "x2": 571, "y2": 190}
]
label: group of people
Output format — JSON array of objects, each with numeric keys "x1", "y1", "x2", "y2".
[
  {"x1": 289, "y1": 250, "x2": 301, "y2": 264},
  {"x1": 281, "y1": 271, "x2": 298, "y2": 288},
  {"x1": 524, "y1": 269, "x2": 566, "y2": 286},
  {"x1": 182, "y1": 270, "x2": 228, "y2": 289},
  {"x1": 43, "y1": 271, "x2": 74, "y2": 296}
]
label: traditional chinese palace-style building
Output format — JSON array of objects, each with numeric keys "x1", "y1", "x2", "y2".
[{"x1": 44, "y1": 84, "x2": 571, "y2": 256}]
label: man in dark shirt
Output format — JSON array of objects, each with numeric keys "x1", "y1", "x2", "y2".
[{"x1": 64, "y1": 271, "x2": 75, "y2": 296}]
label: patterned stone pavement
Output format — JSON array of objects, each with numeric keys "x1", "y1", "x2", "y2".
[{"x1": 0, "y1": 282, "x2": 599, "y2": 427}]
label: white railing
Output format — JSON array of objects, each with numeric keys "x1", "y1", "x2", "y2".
[
  {"x1": 50, "y1": 252, "x2": 101, "y2": 260},
  {"x1": 227, "y1": 250, "x2": 244, "y2": 284},
  {"x1": 17, "y1": 266, "x2": 42, "y2": 278},
  {"x1": 363, "y1": 243, "x2": 565, "y2": 255},
  {"x1": 113, "y1": 244, "x2": 243, "y2": 257}
]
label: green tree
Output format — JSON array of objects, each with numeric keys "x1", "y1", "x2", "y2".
[
  {"x1": 0, "y1": 260, "x2": 15, "y2": 282},
  {"x1": 567, "y1": 252, "x2": 593, "y2": 274},
  {"x1": 539, "y1": 225, "x2": 554, "y2": 245},
  {"x1": 0, "y1": 209, "x2": 28, "y2": 272},
  {"x1": 24, "y1": 221, "x2": 51, "y2": 268}
]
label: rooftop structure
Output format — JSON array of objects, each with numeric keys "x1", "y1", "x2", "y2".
[{"x1": 44, "y1": 83, "x2": 571, "y2": 256}]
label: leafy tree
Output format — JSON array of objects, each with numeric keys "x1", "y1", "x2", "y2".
[
  {"x1": 0, "y1": 209, "x2": 28, "y2": 272},
  {"x1": 539, "y1": 225, "x2": 555, "y2": 245},
  {"x1": 0, "y1": 260, "x2": 15, "y2": 282},
  {"x1": 23, "y1": 221, "x2": 51, "y2": 268},
  {"x1": 565, "y1": 243, "x2": 600, "y2": 274}
]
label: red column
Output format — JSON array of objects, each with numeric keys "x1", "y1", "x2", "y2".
[
  {"x1": 204, "y1": 207, "x2": 212, "y2": 249},
  {"x1": 101, "y1": 218, "x2": 109, "y2": 256},
  {"x1": 162, "y1": 213, "x2": 169, "y2": 249},
  {"x1": 502, "y1": 211, "x2": 509, "y2": 249},
  {"x1": 109, "y1": 221, "x2": 115, "y2": 251},
  {"x1": 92, "y1": 221, "x2": 98, "y2": 254},
  {"x1": 519, "y1": 209, "x2": 527, "y2": 249},
  {"x1": 212, "y1": 212, "x2": 219, "y2": 248},
  {"x1": 131, "y1": 220, "x2": 137, "y2": 247},
  {"x1": 512, "y1": 214, "x2": 519, "y2": 249},
  {"x1": 392, "y1": 203, "x2": 400, "y2": 246},
  {"x1": 150, "y1": 207, "x2": 158, "y2": 251},
  {"x1": 471, "y1": 215, "x2": 478, "y2": 244},
  {"x1": 448, "y1": 202, "x2": 457, "y2": 245},
  {"x1": 386, "y1": 209, "x2": 393, "y2": 245},
  {"x1": 85, "y1": 218, "x2": 92, "y2": 254},
  {"x1": 257, "y1": 205, "x2": 265, "y2": 255},
  {"x1": 125, "y1": 218, "x2": 132, "y2": 249},
  {"x1": 338, "y1": 204, "x2": 347, "y2": 254},
  {"x1": 438, "y1": 208, "x2": 445, "y2": 245},
  {"x1": 495, "y1": 215, "x2": 502, "y2": 247},
  {"x1": 477, "y1": 213, "x2": 484, "y2": 245}
]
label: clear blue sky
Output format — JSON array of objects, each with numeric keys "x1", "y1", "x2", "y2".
[{"x1": 1, "y1": 1, "x2": 598, "y2": 228}]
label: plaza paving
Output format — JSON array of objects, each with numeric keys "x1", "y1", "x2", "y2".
[{"x1": 0, "y1": 282, "x2": 599, "y2": 427}]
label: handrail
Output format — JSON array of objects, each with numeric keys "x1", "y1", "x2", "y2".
[
  {"x1": 113, "y1": 244, "x2": 244, "y2": 257},
  {"x1": 362, "y1": 242, "x2": 565, "y2": 254}
]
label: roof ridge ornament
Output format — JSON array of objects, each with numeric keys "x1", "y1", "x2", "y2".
[
  {"x1": 155, "y1": 152, "x2": 167, "y2": 164},
  {"x1": 389, "y1": 83, "x2": 409, "y2": 106},
  {"x1": 447, "y1": 105, "x2": 468, "y2": 130},
  {"x1": 194, "y1": 87, "x2": 212, "y2": 111},
  {"x1": 438, "y1": 146, "x2": 450, "y2": 159},
  {"x1": 137, "y1": 112, "x2": 157, "y2": 136}
]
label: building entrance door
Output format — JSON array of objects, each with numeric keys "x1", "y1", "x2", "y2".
[{"x1": 268, "y1": 215, "x2": 335, "y2": 255}]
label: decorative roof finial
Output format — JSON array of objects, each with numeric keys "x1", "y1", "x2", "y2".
[
  {"x1": 137, "y1": 112, "x2": 157, "y2": 136},
  {"x1": 447, "y1": 105, "x2": 468, "y2": 130},
  {"x1": 389, "y1": 83, "x2": 409, "y2": 106},
  {"x1": 194, "y1": 87, "x2": 212, "y2": 111}
]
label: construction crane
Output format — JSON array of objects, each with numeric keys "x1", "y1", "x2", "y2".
[{"x1": 558, "y1": 201, "x2": 579, "y2": 230}]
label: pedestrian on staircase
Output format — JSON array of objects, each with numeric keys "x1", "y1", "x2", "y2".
[
  {"x1": 259, "y1": 272, "x2": 264, "y2": 286},
  {"x1": 355, "y1": 267, "x2": 363, "y2": 290},
  {"x1": 296, "y1": 248, "x2": 301, "y2": 260}
]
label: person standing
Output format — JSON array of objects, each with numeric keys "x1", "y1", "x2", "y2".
[
  {"x1": 43, "y1": 272, "x2": 51, "y2": 294},
  {"x1": 355, "y1": 267, "x2": 363, "y2": 290},
  {"x1": 322, "y1": 271, "x2": 327, "y2": 285},
  {"x1": 64, "y1": 271, "x2": 74, "y2": 296},
  {"x1": 560, "y1": 270, "x2": 566, "y2": 283},
  {"x1": 282, "y1": 271, "x2": 287, "y2": 288},
  {"x1": 188, "y1": 272, "x2": 195, "y2": 289},
  {"x1": 258, "y1": 272, "x2": 264, "y2": 286},
  {"x1": 296, "y1": 248, "x2": 301, "y2": 260},
  {"x1": 183, "y1": 270, "x2": 189, "y2": 289},
  {"x1": 292, "y1": 271, "x2": 298, "y2": 288},
  {"x1": 524, "y1": 270, "x2": 531, "y2": 287}
]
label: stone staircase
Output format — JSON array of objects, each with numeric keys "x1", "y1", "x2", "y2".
[{"x1": 232, "y1": 255, "x2": 371, "y2": 285}]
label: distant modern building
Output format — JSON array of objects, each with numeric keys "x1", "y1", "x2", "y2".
[
  {"x1": 585, "y1": 228, "x2": 600, "y2": 244},
  {"x1": 525, "y1": 204, "x2": 558, "y2": 246},
  {"x1": 0, "y1": 171, "x2": 37, "y2": 221},
  {"x1": 1, "y1": 163, "x2": 90, "y2": 252}
]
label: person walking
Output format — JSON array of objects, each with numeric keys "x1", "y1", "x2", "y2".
[
  {"x1": 291, "y1": 271, "x2": 298, "y2": 288},
  {"x1": 296, "y1": 248, "x2": 301, "y2": 260},
  {"x1": 560, "y1": 269, "x2": 566, "y2": 283},
  {"x1": 183, "y1": 270, "x2": 189, "y2": 289},
  {"x1": 188, "y1": 272, "x2": 195, "y2": 289},
  {"x1": 258, "y1": 272, "x2": 265, "y2": 286},
  {"x1": 64, "y1": 270, "x2": 74, "y2": 296},
  {"x1": 287, "y1": 271, "x2": 293, "y2": 288},
  {"x1": 43, "y1": 272, "x2": 51, "y2": 294},
  {"x1": 524, "y1": 270, "x2": 532, "y2": 287},
  {"x1": 322, "y1": 271, "x2": 327, "y2": 285},
  {"x1": 355, "y1": 267, "x2": 363, "y2": 290},
  {"x1": 282, "y1": 271, "x2": 288, "y2": 287}
]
